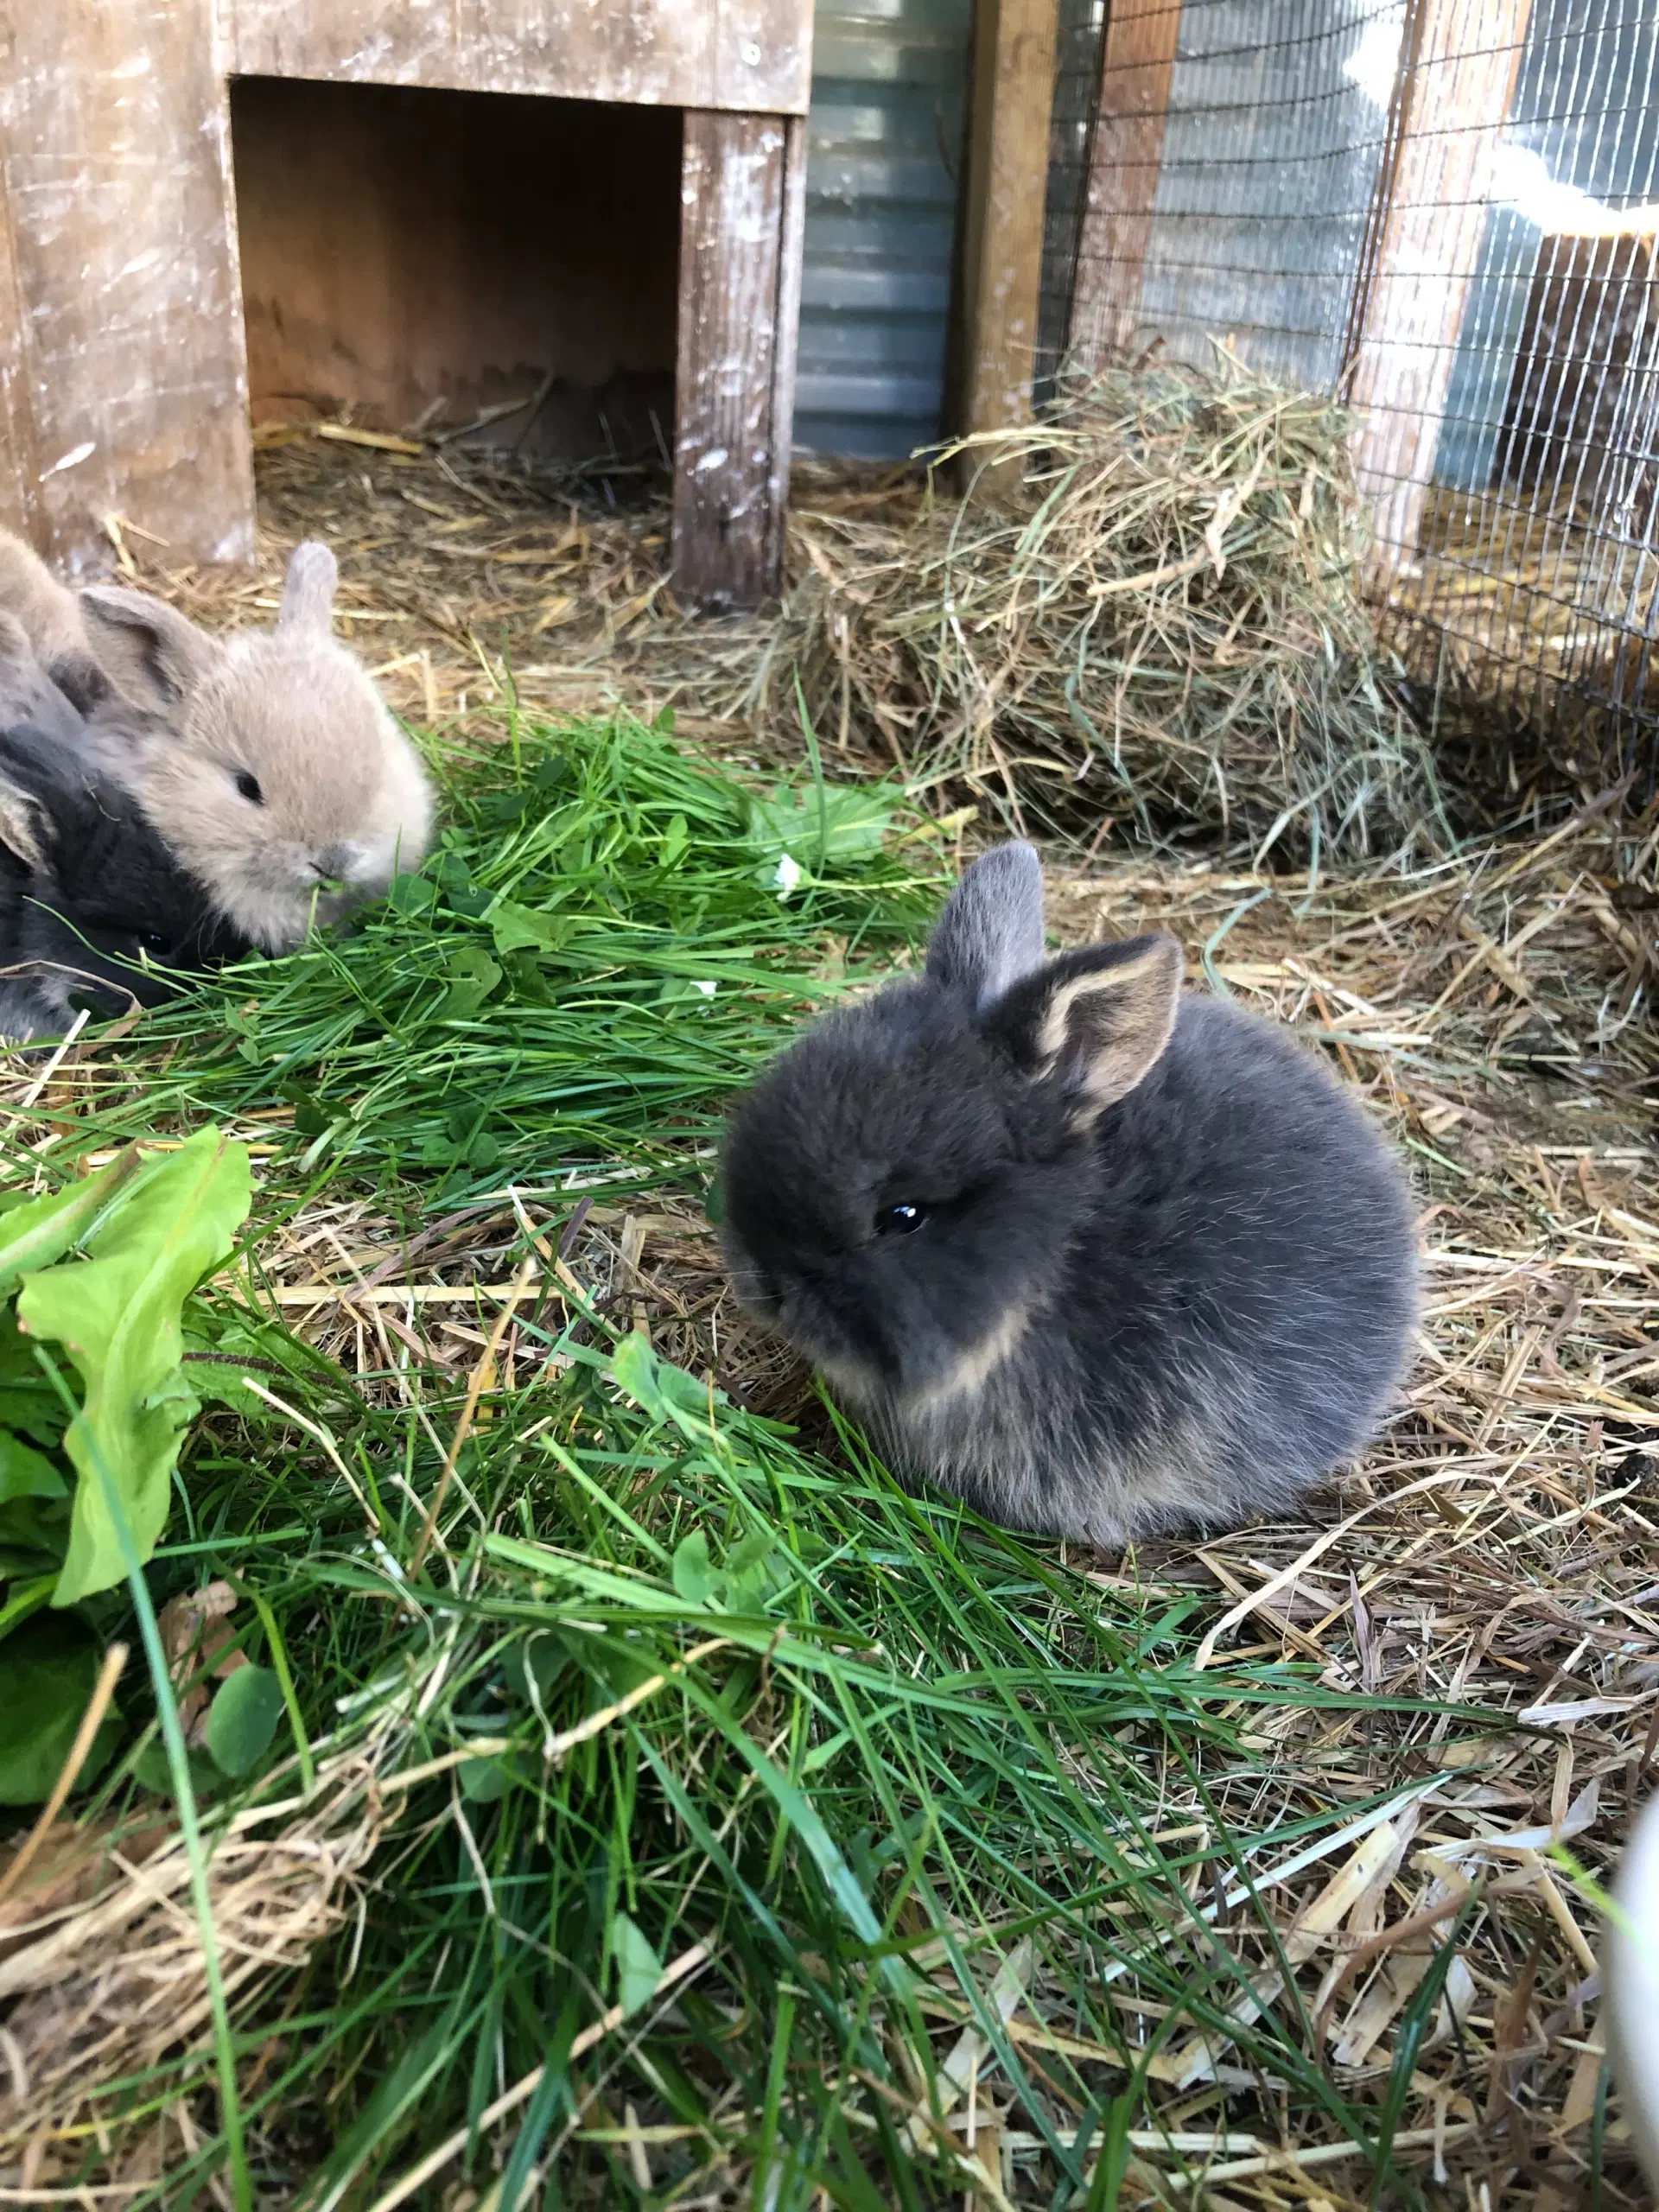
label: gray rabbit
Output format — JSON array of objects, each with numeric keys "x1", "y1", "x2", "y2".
[{"x1": 721, "y1": 842, "x2": 1417, "y2": 1545}]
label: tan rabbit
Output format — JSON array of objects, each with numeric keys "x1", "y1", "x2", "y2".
[
  {"x1": 73, "y1": 543, "x2": 434, "y2": 950},
  {"x1": 0, "y1": 528, "x2": 433, "y2": 950}
]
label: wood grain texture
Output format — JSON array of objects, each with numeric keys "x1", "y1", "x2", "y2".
[
  {"x1": 224, "y1": 0, "x2": 814, "y2": 118},
  {"x1": 957, "y1": 0, "x2": 1062, "y2": 439},
  {"x1": 671, "y1": 110, "x2": 795, "y2": 610},
  {"x1": 765, "y1": 111, "x2": 808, "y2": 585},
  {"x1": 1067, "y1": 0, "x2": 1181, "y2": 368},
  {"x1": 0, "y1": 0, "x2": 255, "y2": 571},
  {"x1": 1345, "y1": 0, "x2": 1535, "y2": 577},
  {"x1": 232, "y1": 78, "x2": 680, "y2": 457}
]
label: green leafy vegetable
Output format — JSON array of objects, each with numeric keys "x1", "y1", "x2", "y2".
[
  {"x1": 205, "y1": 1662, "x2": 283, "y2": 1778},
  {"x1": 16, "y1": 1129, "x2": 252, "y2": 1606},
  {"x1": 0, "y1": 1616, "x2": 118, "y2": 1806}
]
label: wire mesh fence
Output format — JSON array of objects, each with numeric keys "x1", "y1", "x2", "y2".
[{"x1": 1039, "y1": 0, "x2": 1659, "y2": 796}]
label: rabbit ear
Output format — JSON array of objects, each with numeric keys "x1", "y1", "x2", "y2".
[
  {"x1": 925, "y1": 842, "x2": 1046, "y2": 1011},
  {"x1": 0, "y1": 725, "x2": 67, "y2": 873},
  {"x1": 278, "y1": 541, "x2": 338, "y2": 635},
  {"x1": 994, "y1": 934, "x2": 1183, "y2": 1121},
  {"x1": 78, "y1": 585, "x2": 217, "y2": 713},
  {"x1": 0, "y1": 776, "x2": 47, "y2": 872}
]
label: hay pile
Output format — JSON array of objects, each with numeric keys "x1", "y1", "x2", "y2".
[{"x1": 753, "y1": 359, "x2": 1440, "y2": 861}]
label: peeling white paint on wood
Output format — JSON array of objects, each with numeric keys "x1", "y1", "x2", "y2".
[
  {"x1": 672, "y1": 107, "x2": 804, "y2": 607},
  {"x1": 222, "y1": 0, "x2": 813, "y2": 118},
  {"x1": 0, "y1": 0, "x2": 255, "y2": 567}
]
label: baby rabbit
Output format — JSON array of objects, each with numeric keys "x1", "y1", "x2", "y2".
[
  {"x1": 1604, "y1": 1790, "x2": 1659, "y2": 2191},
  {"x1": 0, "y1": 715, "x2": 250, "y2": 1040},
  {"x1": 0, "y1": 526, "x2": 433, "y2": 950},
  {"x1": 0, "y1": 528, "x2": 105, "y2": 710},
  {"x1": 721, "y1": 842, "x2": 1417, "y2": 1546}
]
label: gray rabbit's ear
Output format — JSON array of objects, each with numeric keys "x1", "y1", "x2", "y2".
[
  {"x1": 993, "y1": 934, "x2": 1183, "y2": 1121},
  {"x1": 925, "y1": 842, "x2": 1046, "y2": 1011},
  {"x1": 277, "y1": 541, "x2": 338, "y2": 636},
  {"x1": 78, "y1": 585, "x2": 217, "y2": 714}
]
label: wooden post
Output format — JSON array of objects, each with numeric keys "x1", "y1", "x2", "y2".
[
  {"x1": 671, "y1": 110, "x2": 804, "y2": 612},
  {"x1": 957, "y1": 0, "x2": 1063, "y2": 447},
  {"x1": 1344, "y1": 0, "x2": 1536, "y2": 582},
  {"x1": 1066, "y1": 0, "x2": 1182, "y2": 370},
  {"x1": 0, "y1": 0, "x2": 255, "y2": 571}
]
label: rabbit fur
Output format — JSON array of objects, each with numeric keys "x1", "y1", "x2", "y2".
[
  {"x1": 0, "y1": 528, "x2": 433, "y2": 950},
  {"x1": 1602, "y1": 1790, "x2": 1659, "y2": 2192},
  {"x1": 0, "y1": 683, "x2": 249, "y2": 1041},
  {"x1": 721, "y1": 842, "x2": 1418, "y2": 1546}
]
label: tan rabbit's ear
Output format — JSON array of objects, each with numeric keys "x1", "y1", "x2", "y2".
[
  {"x1": 0, "y1": 776, "x2": 47, "y2": 872},
  {"x1": 78, "y1": 585, "x2": 218, "y2": 715},
  {"x1": 926, "y1": 841, "x2": 1046, "y2": 1011},
  {"x1": 995, "y1": 934, "x2": 1183, "y2": 1121},
  {"x1": 277, "y1": 541, "x2": 338, "y2": 636}
]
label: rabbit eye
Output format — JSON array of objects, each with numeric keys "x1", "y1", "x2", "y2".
[
  {"x1": 874, "y1": 1203, "x2": 928, "y2": 1236},
  {"x1": 233, "y1": 771, "x2": 264, "y2": 805}
]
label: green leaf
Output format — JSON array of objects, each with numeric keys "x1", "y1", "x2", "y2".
[
  {"x1": 435, "y1": 946, "x2": 503, "y2": 1020},
  {"x1": 19, "y1": 1128, "x2": 253, "y2": 1607},
  {"x1": 458, "y1": 1753, "x2": 512, "y2": 1803},
  {"x1": 740, "y1": 780, "x2": 900, "y2": 871},
  {"x1": 671, "y1": 1529, "x2": 721, "y2": 1607},
  {"x1": 204, "y1": 1662, "x2": 283, "y2": 1777},
  {"x1": 0, "y1": 1429, "x2": 66, "y2": 1505},
  {"x1": 487, "y1": 899, "x2": 569, "y2": 957},
  {"x1": 609, "y1": 1336, "x2": 719, "y2": 1435},
  {"x1": 0, "y1": 1618, "x2": 120, "y2": 1806},
  {"x1": 610, "y1": 1913, "x2": 662, "y2": 2019},
  {"x1": 181, "y1": 1311, "x2": 343, "y2": 1417},
  {"x1": 0, "y1": 1147, "x2": 146, "y2": 1300}
]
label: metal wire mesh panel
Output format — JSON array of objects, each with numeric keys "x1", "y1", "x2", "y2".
[
  {"x1": 1050, "y1": 0, "x2": 1659, "y2": 791},
  {"x1": 1035, "y1": 0, "x2": 1106, "y2": 395}
]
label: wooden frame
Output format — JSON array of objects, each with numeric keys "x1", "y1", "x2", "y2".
[
  {"x1": 0, "y1": 0, "x2": 811, "y2": 609},
  {"x1": 956, "y1": 0, "x2": 1062, "y2": 452}
]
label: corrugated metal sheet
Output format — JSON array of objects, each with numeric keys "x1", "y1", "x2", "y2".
[{"x1": 794, "y1": 0, "x2": 972, "y2": 459}]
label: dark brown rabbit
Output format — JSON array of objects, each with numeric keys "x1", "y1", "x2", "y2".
[{"x1": 721, "y1": 842, "x2": 1418, "y2": 1545}]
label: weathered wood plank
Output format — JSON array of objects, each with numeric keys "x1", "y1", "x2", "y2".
[
  {"x1": 0, "y1": 176, "x2": 39, "y2": 543},
  {"x1": 0, "y1": 0, "x2": 254, "y2": 571},
  {"x1": 765, "y1": 111, "x2": 809, "y2": 586},
  {"x1": 1344, "y1": 0, "x2": 1535, "y2": 578},
  {"x1": 223, "y1": 0, "x2": 814, "y2": 119},
  {"x1": 671, "y1": 111, "x2": 794, "y2": 611},
  {"x1": 957, "y1": 0, "x2": 1062, "y2": 444},
  {"x1": 1067, "y1": 0, "x2": 1181, "y2": 369}
]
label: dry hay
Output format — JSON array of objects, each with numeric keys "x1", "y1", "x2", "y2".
[
  {"x1": 747, "y1": 359, "x2": 1438, "y2": 861},
  {"x1": 101, "y1": 423, "x2": 760, "y2": 752},
  {"x1": 0, "y1": 1750, "x2": 384, "y2": 2174},
  {"x1": 1385, "y1": 483, "x2": 1659, "y2": 800}
]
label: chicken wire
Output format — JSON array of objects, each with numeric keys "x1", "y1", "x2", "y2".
[{"x1": 1038, "y1": 0, "x2": 1659, "y2": 792}]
